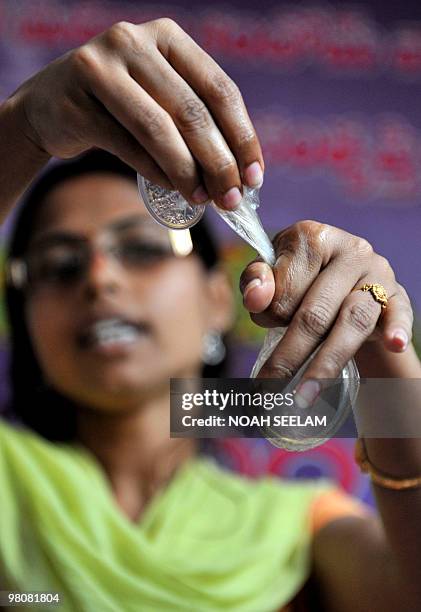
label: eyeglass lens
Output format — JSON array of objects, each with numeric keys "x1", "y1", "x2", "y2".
[{"x1": 24, "y1": 225, "x2": 174, "y2": 289}]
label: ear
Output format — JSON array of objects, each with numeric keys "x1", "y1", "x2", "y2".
[{"x1": 203, "y1": 266, "x2": 235, "y2": 333}]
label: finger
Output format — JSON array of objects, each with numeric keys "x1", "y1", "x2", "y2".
[
  {"x1": 242, "y1": 222, "x2": 345, "y2": 328},
  {"x1": 377, "y1": 284, "x2": 413, "y2": 352},
  {"x1": 86, "y1": 62, "x2": 207, "y2": 205},
  {"x1": 256, "y1": 257, "x2": 368, "y2": 378},
  {"x1": 153, "y1": 19, "x2": 264, "y2": 190},
  {"x1": 127, "y1": 50, "x2": 243, "y2": 211},
  {"x1": 294, "y1": 287, "x2": 398, "y2": 408},
  {"x1": 87, "y1": 98, "x2": 172, "y2": 187},
  {"x1": 239, "y1": 261, "x2": 274, "y2": 313}
]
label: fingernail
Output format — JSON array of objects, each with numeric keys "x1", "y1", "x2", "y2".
[
  {"x1": 243, "y1": 278, "x2": 262, "y2": 301},
  {"x1": 295, "y1": 380, "x2": 321, "y2": 409},
  {"x1": 191, "y1": 185, "x2": 209, "y2": 204},
  {"x1": 222, "y1": 187, "x2": 242, "y2": 210},
  {"x1": 240, "y1": 263, "x2": 272, "y2": 295},
  {"x1": 243, "y1": 161, "x2": 264, "y2": 188},
  {"x1": 392, "y1": 329, "x2": 408, "y2": 350}
]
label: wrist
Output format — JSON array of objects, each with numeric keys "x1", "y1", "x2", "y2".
[
  {"x1": 0, "y1": 92, "x2": 50, "y2": 220},
  {"x1": 355, "y1": 437, "x2": 421, "y2": 488},
  {"x1": 1, "y1": 90, "x2": 50, "y2": 165}
]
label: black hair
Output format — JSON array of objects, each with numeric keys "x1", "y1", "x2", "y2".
[{"x1": 3, "y1": 149, "x2": 229, "y2": 441}]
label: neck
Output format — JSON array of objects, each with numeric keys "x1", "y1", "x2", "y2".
[{"x1": 75, "y1": 383, "x2": 198, "y2": 521}]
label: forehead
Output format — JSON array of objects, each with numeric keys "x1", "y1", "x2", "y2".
[{"x1": 32, "y1": 172, "x2": 165, "y2": 238}]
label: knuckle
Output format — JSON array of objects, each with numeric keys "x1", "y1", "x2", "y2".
[
  {"x1": 270, "y1": 296, "x2": 294, "y2": 326},
  {"x1": 374, "y1": 254, "x2": 393, "y2": 277},
  {"x1": 344, "y1": 300, "x2": 377, "y2": 335},
  {"x1": 292, "y1": 220, "x2": 326, "y2": 265},
  {"x1": 212, "y1": 156, "x2": 238, "y2": 178},
  {"x1": 297, "y1": 303, "x2": 331, "y2": 339},
  {"x1": 295, "y1": 219, "x2": 320, "y2": 233},
  {"x1": 321, "y1": 347, "x2": 346, "y2": 377},
  {"x1": 71, "y1": 45, "x2": 100, "y2": 76},
  {"x1": 106, "y1": 21, "x2": 136, "y2": 48},
  {"x1": 262, "y1": 359, "x2": 296, "y2": 379},
  {"x1": 141, "y1": 107, "x2": 168, "y2": 139},
  {"x1": 295, "y1": 220, "x2": 324, "y2": 241},
  {"x1": 147, "y1": 18, "x2": 183, "y2": 50},
  {"x1": 272, "y1": 228, "x2": 297, "y2": 260},
  {"x1": 153, "y1": 17, "x2": 179, "y2": 33},
  {"x1": 299, "y1": 219, "x2": 325, "y2": 245},
  {"x1": 176, "y1": 97, "x2": 211, "y2": 132},
  {"x1": 353, "y1": 237, "x2": 373, "y2": 258},
  {"x1": 236, "y1": 128, "x2": 259, "y2": 151},
  {"x1": 206, "y1": 72, "x2": 241, "y2": 103},
  {"x1": 171, "y1": 159, "x2": 196, "y2": 184}
]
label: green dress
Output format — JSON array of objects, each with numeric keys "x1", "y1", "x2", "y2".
[{"x1": 0, "y1": 419, "x2": 330, "y2": 611}]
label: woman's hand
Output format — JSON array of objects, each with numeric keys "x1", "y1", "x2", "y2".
[
  {"x1": 11, "y1": 19, "x2": 263, "y2": 210},
  {"x1": 240, "y1": 220, "x2": 413, "y2": 400}
]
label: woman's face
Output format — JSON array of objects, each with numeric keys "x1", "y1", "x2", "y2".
[{"x1": 24, "y1": 173, "x2": 231, "y2": 412}]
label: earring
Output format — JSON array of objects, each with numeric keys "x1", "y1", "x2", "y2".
[{"x1": 201, "y1": 330, "x2": 226, "y2": 366}]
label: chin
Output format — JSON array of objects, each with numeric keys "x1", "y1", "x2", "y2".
[
  {"x1": 65, "y1": 385, "x2": 149, "y2": 415},
  {"x1": 62, "y1": 372, "x2": 168, "y2": 411},
  {"x1": 54, "y1": 357, "x2": 199, "y2": 412}
]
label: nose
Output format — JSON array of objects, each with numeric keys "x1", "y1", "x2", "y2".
[{"x1": 82, "y1": 249, "x2": 123, "y2": 300}]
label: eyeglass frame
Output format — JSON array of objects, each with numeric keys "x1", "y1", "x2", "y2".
[{"x1": 5, "y1": 217, "x2": 176, "y2": 292}]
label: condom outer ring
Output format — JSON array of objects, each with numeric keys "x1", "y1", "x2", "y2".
[
  {"x1": 251, "y1": 327, "x2": 360, "y2": 452},
  {"x1": 137, "y1": 174, "x2": 206, "y2": 230}
]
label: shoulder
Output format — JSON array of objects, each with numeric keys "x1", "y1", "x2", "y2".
[
  {"x1": 309, "y1": 486, "x2": 371, "y2": 535},
  {"x1": 0, "y1": 417, "x2": 90, "y2": 490},
  {"x1": 0, "y1": 417, "x2": 58, "y2": 458},
  {"x1": 0, "y1": 417, "x2": 39, "y2": 454}
]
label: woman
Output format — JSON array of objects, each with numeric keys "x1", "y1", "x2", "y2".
[
  {"x1": 0, "y1": 147, "x2": 419, "y2": 612},
  {"x1": 1, "y1": 18, "x2": 421, "y2": 612}
]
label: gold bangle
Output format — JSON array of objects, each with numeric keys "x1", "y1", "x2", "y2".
[{"x1": 354, "y1": 438, "x2": 421, "y2": 490}]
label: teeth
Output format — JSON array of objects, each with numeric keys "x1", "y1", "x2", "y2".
[
  {"x1": 92, "y1": 318, "x2": 127, "y2": 331},
  {"x1": 88, "y1": 318, "x2": 140, "y2": 347}
]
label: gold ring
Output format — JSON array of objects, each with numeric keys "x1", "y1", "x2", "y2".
[{"x1": 358, "y1": 283, "x2": 388, "y2": 310}]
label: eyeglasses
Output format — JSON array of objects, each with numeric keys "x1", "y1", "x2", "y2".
[{"x1": 7, "y1": 225, "x2": 175, "y2": 292}]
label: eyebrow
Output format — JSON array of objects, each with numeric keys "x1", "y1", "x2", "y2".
[
  {"x1": 109, "y1": 215, "x2": 152, "y2": 232},
  {"x1": 29, "y1": 215, "x2": 161, "y2": 249}
]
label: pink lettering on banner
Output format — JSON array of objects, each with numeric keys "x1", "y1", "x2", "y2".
[
  {"x1": 198, "y1": 7, "x2": 417, "y2": 77},
  {"x1": 199, "y1": 9, "x2": 380, "y2": 72},
  {"x1": 15, "y1": 2, "x2": 188, "y2": 46},
  {"x1": 391, "y1": 28, "x2": 421, "y2": 75},
  {"x1": 2, "y1": 2, "x2": 421, "y2": 78},
  {"x1": 317, "y1": 10, "x2": 380, "y2": 71},
  {"x1": 256, "y1": 113, "x2": 421, "y2": 203}
]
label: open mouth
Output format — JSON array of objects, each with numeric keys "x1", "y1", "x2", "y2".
[{"x1": 77, "y1": 317, "x2": 150, "y2": 350}]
